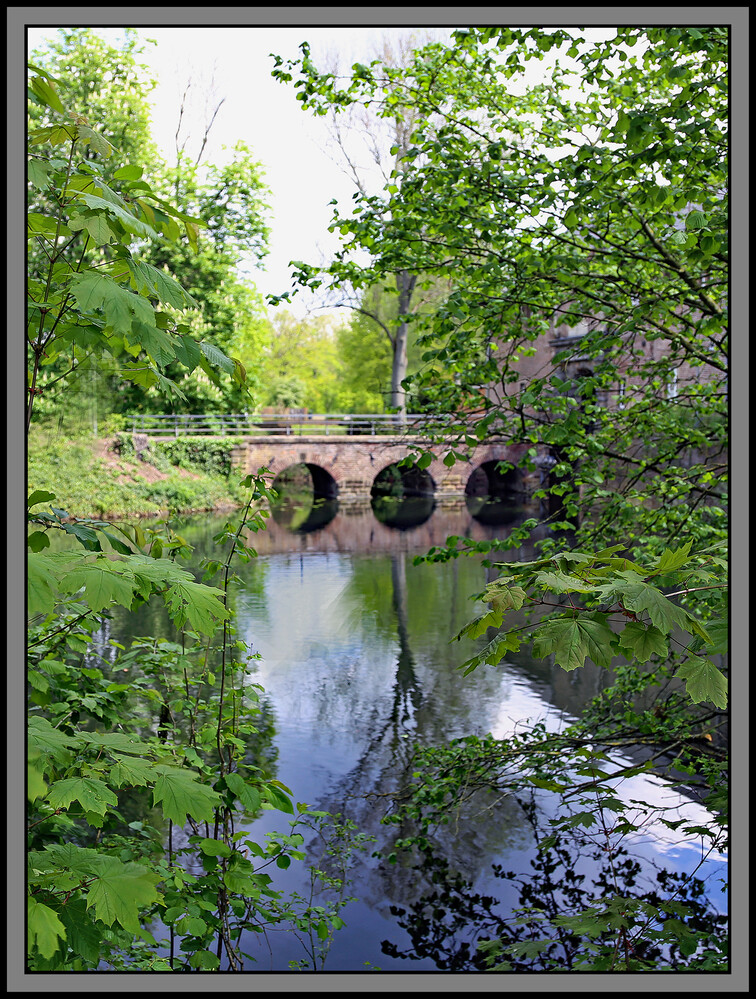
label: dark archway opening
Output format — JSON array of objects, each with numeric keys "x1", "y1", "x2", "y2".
[
  {"x1": 465, "y1": 460, "x2": 525, "y2": 525},
  {"x1": 270, "y1": 462, "x2": 339, "y2": 533},
  {"x1": 371, "y1": 462, "x2": 436, "y2": 530}
]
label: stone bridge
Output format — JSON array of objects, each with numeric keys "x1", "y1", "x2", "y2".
[{"x1": 230, "y1": 435, "x2": 539, "y2": 503}]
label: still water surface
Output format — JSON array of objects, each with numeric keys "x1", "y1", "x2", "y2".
[{"x1": 102, "y1": 497, "x2": 726, "y2": 971}]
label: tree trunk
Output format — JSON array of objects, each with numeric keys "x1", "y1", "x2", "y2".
[{"x1": 390, "y1": 270, "x2": 416, "y2": 421}]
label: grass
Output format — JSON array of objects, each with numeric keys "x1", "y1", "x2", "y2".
[{"x1": 27, "y1": 427, "x2": 246, "y2": 520}]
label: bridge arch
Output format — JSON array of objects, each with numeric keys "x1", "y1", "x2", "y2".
[
  {"x1": 464, "y1": 458, "x2": 524, "y2": 501},
  {"x1": 270, "y1": 460, "x2": 339, "y2": 501},
  {"x1": 371, "y1": 459, "x2": 436, "y2": 500}
]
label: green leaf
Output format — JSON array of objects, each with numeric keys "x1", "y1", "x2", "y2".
[
  {"x1": 27, "y1": 757, "x2": 48, "y2": 801},
  {"x1": 69, "y1": 211, "x2": 118, "y2": 245},
  {"x1": 29, "y1": 74, "x2": 65, "y2": 114},
  {"x1": 616, "y1": 622, "x2": 669, "y2": 663},
  {"x1": 112, "y1": 165, "x2": 144, "y2": 181},
  {"x1": 127, "y1": 321, "x2": 177, "y2": 367},
  {"x1": 459, "y1": 631, "x2": 522, "y2": 675},
  {"x1": 27, "y1": 531, "x2": 51, "y2": 552},
  {"x1": 108, "y1": 755, "x2": 156, "y2": 789},
  {"x1": 55, "y1": 899, "x2": 103, "y2": 965},
  {"x1": 702, "y1": 617, "x2": 728, "y2": 655},
  {"x1": 27, "y1": 160, "x2": 52, "y2": 191},
  {"x1": 27, "y1": 489, "x2": 57, "y2": 509},
  {"x1": 189, "y1": 950, "x2": 220, "y2": 970},
  {"x1": 180, "y1": 915, "x2": 209, "y2": 937},
  {"x1": 61, "y1": 522, "x2": 102, "y2": 551},
  {"x1": 127, "y1": 258, "x2": 197, "y2": 310},
  {"x1": 172, "y1": 333, "x2": 203, "y2": 371},
  {"x1": 73, "y1": 192, "x2": 157, "y2": 240},
  {"x1": 199, "y1": 340, "x2": 235, "y2": 374},
  {"x1": 164, "y1": 578, "x2": 230, "y2": 635},
  {"x1": 675, "y1": 658, "x2": 728, "y2": 708},
  {"x1": 69, "y1": 271, "x2": 155, "y2": 335},
  {"x1": 225, "y1": 772, "x2": 262, "y2": 814},
  {"x1": 456, "y1": 607, "x2": 504, "y2": 641},
  {"x1": 618, "y1": 580, "x2": 697, "y2": 636},
  {"x1": 57, "y1": 560, "x2": 138, "y2": 612},
  {"x1": 28, "y1": 212, "x2": 70, "y2": 239},
  {"x1": 685, "y1": 210, "x2": 708, "y2": 230},
  {"x1": 198, "y1": 838, "x2": 232, "y2": 858},
  {"x1": 532, "y1": 614, "x2": 616, "y2": 671},
  {"x1": 151, "y1": 765, "x2": 223, "y2": 825},
  {"x1": 46, "y1": 776, "x2": 118, "y2": 818},
  {"x1": 27, "y1": 553, "x2": 58, "y2": 616},
  {"x1": 262, "y1": 784, "x2": 294, "y2": 814},
  {"x1": 28, "y1": 898, "x2": 66, "y2": 959},
  {"x1": 535, "y1": 569, "x2": 594, "y2": 593},
  {"x1": 27, "y1": 716, "x2": 77, "y2": 764},
  {"x1": 650, "y1": 542, "x2": 692, "y2": 575},
  {"x1": 76, "y1": 125, "x2": 113, "y2": 158},
  {"x1": 85, "y1": 856, "x2": 162, "y2": 933}
]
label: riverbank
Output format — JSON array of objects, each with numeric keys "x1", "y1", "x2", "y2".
[{"x1": 27, "y1": 428, "x2": 246, "y2": 520}]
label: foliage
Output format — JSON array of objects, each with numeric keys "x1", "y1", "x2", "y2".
[
  {"x1": 273, "y1": 26, "x2": 729, "y2": 970},
  {"x1": 380, "y1": 645, "x2": 728, "y2": 970},
  {"x1": 26, "y1": 67, "x2": 355, "y2": 972},
  {"x1": 270, "y1": 36, "x2": 452, "y2": 413},
  {"x1": 381, "y1": 757, "x2": 727, "y2": 971},
  {"x1": 257, "y1": 309, "x2": 350, "y2": 413},
  {"x1": 138, "y1": 148, "x2": 273, "y2": 414},
  {"x1": 114, "y1": 434, "x2": 245, "y2": 480},
  {"x1": 448, "y1": 541, "x2": 727, "y2": 709},
  {"x1": 272, "y1": 26, "x2": 728, "y2": 549},
  {"x1": 29, "y1": 29, "x2": 272, "y2": 419},
  {"x1": 334, "y1": 277, "x2": 452, "y2": 413},
  {"x1": 29, "y1": 28, "x2": 159, "y2": 179},
  {"x1": 27, "y1": 64, "x2": 248, "y2": 427}
]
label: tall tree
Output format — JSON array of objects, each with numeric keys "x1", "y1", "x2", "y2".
[
  {"x1": 29, "y1": 28, "x2": 159, "y2": 176},
  {"x1": 29, "y1": 29, "x2": 273, "y2": 418},
  {"x1": 140, "y1": 146, "x2": 272, "y2": 413},
  {"x1": 273, "y1": 26, "x2": 728, "y2": 554},
  {"x1": 271, "y1": 32, "x2": 445, "y2": 417}
]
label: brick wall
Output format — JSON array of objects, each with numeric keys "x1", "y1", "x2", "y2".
[{"x1": 232, "y1": 436, "x2": 538, "y2": 501}]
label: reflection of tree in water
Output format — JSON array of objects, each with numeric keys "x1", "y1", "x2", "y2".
[
  {"x1": 389, "y1": 555, "x2": 423, "y2": 728},
  {"x1": 298, "y1": 554, "x2": 530, "y2": 922},
  {"x1": 380, "y1": 794, "x2": 728, "y2": 971}
]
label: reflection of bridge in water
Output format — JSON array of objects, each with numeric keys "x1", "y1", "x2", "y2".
[{"x1": 256, "y1": 499, "x2": 548, "y2": 556}]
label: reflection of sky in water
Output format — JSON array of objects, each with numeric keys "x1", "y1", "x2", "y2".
[{"x1": 226, "y1": 546, "x2": 727, "y2": 970}]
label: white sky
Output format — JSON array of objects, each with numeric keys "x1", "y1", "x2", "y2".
[
  {"x1": 28, "y1": 25, "x2": 457, "y2": 318},
  {"x1": 27, "y1": 24, "x2": 628, "y2": 323}
]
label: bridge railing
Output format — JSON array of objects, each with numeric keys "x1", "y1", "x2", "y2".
[{"x1": 128, "y1": 412, "x2": 435, "y2": 437}]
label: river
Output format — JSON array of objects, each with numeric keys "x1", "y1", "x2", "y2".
[{"x1": 92, "y1": 493, "x2": 726, "y2": 972}]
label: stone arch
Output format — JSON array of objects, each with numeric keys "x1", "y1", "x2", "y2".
[
  {"x1": 371, "y1": 459, "x2": 436, "y2": 499},
  {"x1": 465, "y1": 458, "x2": 524, "y2": 500},
  {"x1": 270, "y1": 460, "x2": 339, "y2": 501},
  {"x1": 305, "y1": 461, "x2": 340, "y2": 500}
]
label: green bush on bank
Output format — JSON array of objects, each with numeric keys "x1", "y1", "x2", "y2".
[
  {"x1": 113, "y1": 433, "x2": 244, "y2": 478},
  {"x1": 28, "y1": 430, "x2": 245, "y2": 519}
]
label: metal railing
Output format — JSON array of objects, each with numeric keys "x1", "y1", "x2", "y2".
[{"x1": 128, "y1": 412, "x2": 434, "y2": 437}]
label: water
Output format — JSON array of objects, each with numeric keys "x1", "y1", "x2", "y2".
[{"x1": 93, "y1": 495, "x2": 727, "y2": 971}]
